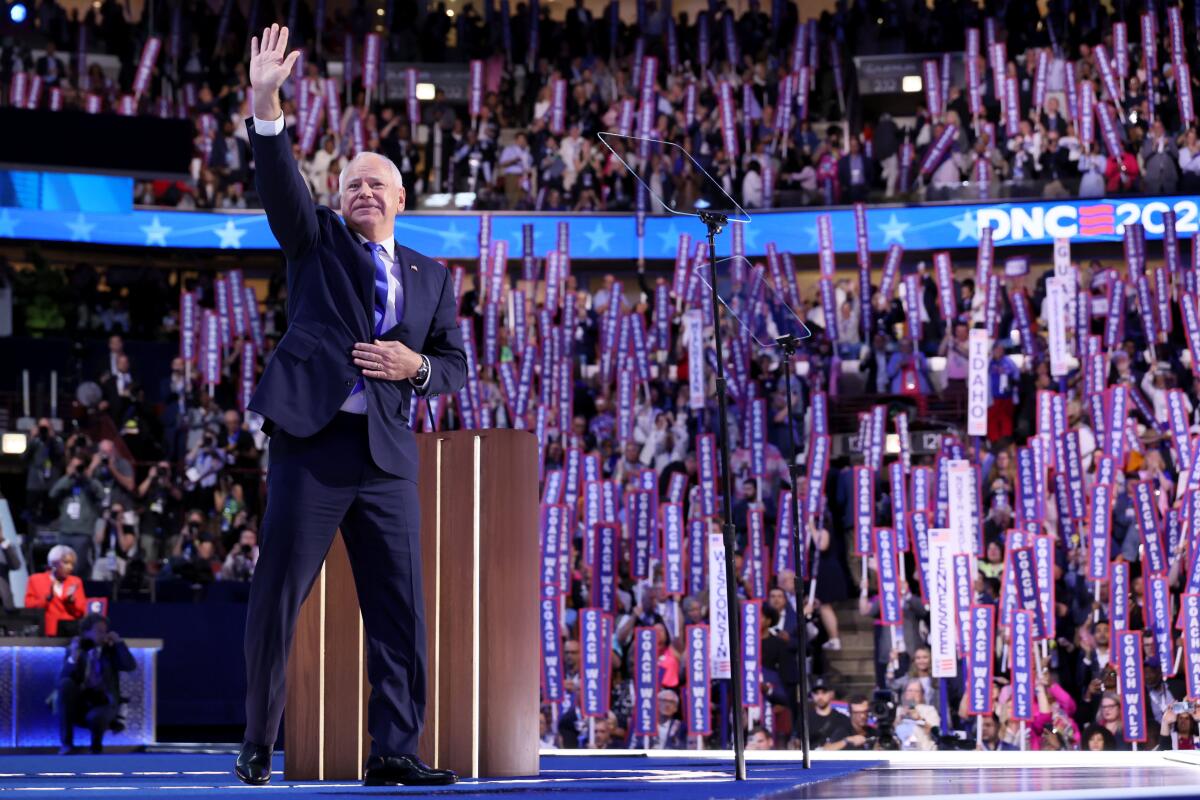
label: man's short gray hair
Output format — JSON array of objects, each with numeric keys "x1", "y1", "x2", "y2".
[
  {"x1": 47, "y1": 544, "x2": 76, "y2": 567},
  {"x1": 338, "y1": 152, "x2": 404, "y2": 195}
]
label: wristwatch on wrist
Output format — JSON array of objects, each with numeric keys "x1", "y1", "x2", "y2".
[{"x1": 412, "y1": 354, "x2": 430, "y2": 386}]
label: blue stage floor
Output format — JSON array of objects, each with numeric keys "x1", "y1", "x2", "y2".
[{"x1": 0, "y1": 752, "x2": 877, "y2": 799}]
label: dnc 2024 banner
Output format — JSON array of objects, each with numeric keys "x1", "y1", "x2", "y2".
[{"x1": 0, "y1": 194, "x2": 1196, "y2": 259}]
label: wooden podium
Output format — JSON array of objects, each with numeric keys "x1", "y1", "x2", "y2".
[{"x1": 283, "y1": 429, "x2": 540, "y2": 781}]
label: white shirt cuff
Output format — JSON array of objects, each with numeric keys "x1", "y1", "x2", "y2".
[{"x1": 253, "y1": 114, "x2": 285, "y2": 137}]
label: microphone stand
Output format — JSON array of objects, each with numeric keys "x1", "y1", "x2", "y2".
[
  {"x1": 777, "y1": 333, "x2": 811, "y2": 769},
  {"x1": 698, "y1": 209, "x2": 747, "y2": 781}
]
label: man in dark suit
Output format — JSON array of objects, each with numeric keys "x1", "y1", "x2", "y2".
[
  {"x1": 57, "y1": 613, "x2": 136, "y2": 754},
  {"x1": 235, "y1": 25, "x2": 466, "y2": 788}
]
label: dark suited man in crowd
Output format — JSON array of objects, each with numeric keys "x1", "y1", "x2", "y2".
[
  {"x1": 0, "y1": 537, "x2": 22, "y2": 611},
  {"x1": 57, "y1": 613, "x2": 136, "y2": 754},
  {"x1": 23, "y1": 417, "x2": 64, "y2": 523},
  {"x1": 235, "y1": 25, "x2": 466, "y2": 787}
]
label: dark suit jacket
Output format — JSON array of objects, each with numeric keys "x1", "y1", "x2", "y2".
[
  {"x1": 245, "y1": 119, "x2": 467, "y2": 479},
  {"x1": 60, "y1": 638, "x2": 137, "y2": 705}
]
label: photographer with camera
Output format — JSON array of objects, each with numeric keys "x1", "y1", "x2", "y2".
[
  {"x1": 85, "y1": 439, "x2": 136, "y2": 512},
  {"x1": 137, "y1": 461, "x2": 183, "y2": 563},
  {"x1": 91, "y1": 502, "x2": 147, "y2": 591},
  {"x1": 48, "y1": 455, "x2": 106, "y2": 577},
  {"x1": 168, "y1": 511, "x2": 222, "y2": 585},
  {"x1": 1157, "y1": 703, "x2": 1198, "y2": 750},
  {"x1": 823, "y1": 695, "x2": 877, "y2": 751},
  {"x1": 183, "y1": 430, "x2": 229, "y2": 511},
  {"x1": 56, "y1": 613, "x2": 136, "y2": 754},
  {"x1": 894, "y1": 679, "x2": 941, "y2": 750},
  {"x1": 23, "y1": 417, "x2": 64, "y2": 524},
  {"x1": 221, "y1": 527, "x2": 260, "y2": 582}
]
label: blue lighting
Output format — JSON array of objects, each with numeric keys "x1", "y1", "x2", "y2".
[{"x1": 9, "y1": 3, "x2": 27, "y2": 23}]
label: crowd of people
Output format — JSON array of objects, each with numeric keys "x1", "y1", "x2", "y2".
[
  {"x1": 11, "y1": 207, "x2": 1200, "y2": 753},
  {"x1": 7, "y1": 0, "x2": 1200, "y2": 212},
  {"x1": 9, "y1": 0, "x2": 1200, "y2": 756}
]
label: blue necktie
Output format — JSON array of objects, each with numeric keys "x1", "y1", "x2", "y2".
[
  {"x1": 367, "y1": 241, "x2": 392, "y2": 336},
  {"x1": 348, "y1": 242, "x2": 398, "y2": 399}
]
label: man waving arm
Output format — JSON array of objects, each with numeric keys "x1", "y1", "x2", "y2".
[{"x1": 247, "y1": 25, "x2": 317, "y2": 261}]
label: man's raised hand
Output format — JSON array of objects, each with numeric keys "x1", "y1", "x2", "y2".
[{"x1": 249, "y1": 24, "x2": 301, "y2": 95}]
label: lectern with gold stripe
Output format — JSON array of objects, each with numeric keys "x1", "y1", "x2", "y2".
[{"x1": 283, "y1": 429, "x2": 540, "y2": 780}]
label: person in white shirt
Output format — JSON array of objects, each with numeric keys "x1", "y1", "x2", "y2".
[{"x1": 741, "y1": 160, "x2": 765, "y2": 208}]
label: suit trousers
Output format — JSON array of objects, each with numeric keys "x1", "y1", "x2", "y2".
[{"x1": 243, "y1": 412, "x2": 425, "y2": 757}]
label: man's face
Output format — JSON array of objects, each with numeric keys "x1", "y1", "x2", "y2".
[
  {"x1": 746, "y1": 730, "x2": 772, "y2": 750},
  {"x1": 768, "y1": 588, "x2": 786, "y2": 611},
  {"x1": 116, "y1": 354, "x2": 130, "y2": 373},
  {"x1": 742, "y1": 481, "x2": 757, "y2": 501},
  {"x1": 813, "y1": 687, "x2": 834, "y2": 710},
  {"x1": 340, "y1": 155, "x2": 405, "y2": 233},
  {"x1": 109, "y1": 335, "x2": 123, "y2": 354},
  {"x1": 225, "y1": 411, "x2": 240, "y2": 432},
  {"x1": 85, "y1": 620, "x2": 109, "y2": 644},
  {"x1": 564, "y1": 640, "x2": 580, "y2": 670},
  {"x1": 981, "y1": 715, "x2": 998, "y2": 740},
  {"x1": 850, "y1": 702, "x2": 869, "y2": 731},
  {"x1": 1094, "y1": 622, "x2": 1110, "y2": 647}
]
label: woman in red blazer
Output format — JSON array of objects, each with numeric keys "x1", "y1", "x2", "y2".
[{"x1": 25, "y1": 545, "x2": 87, "y2": 636}]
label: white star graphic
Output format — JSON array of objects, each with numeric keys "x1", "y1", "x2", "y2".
[
  {"x1": 582, "y1": 222, "x2": 615, "y2": 253},
  {"x1": 65, "y1": 213, "x2": 95, "y2": 242},
  {"x1": 952, "y1": 210, "x2": 980, "y2": 242},
  {"x1": 140, "y1": 215, "x2": 171, "y2": 246},
  {"x1": 656, "y1": 221, "x2": 683, "y2": 252},
  {"x1": 878, "y1": 213, "x2": 910, "y2": 245},
  {"x1": 0, "y1": 209, "x2": 16, "y2": 238},
  {"x1": 214, "y1": 219, "x2": 246, "y2": 249},
  {"x1": 438, "y1": 222, "x2": 469, "y2": 251}
]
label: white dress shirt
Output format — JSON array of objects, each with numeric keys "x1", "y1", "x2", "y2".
[{"x1": 253, "y1": 113, "x2": 431, "y2": 415}]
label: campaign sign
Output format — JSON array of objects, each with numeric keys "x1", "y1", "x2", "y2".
[
  {"x1": 774, "y1": 491, "x2": 794, "y2": 575},
  {"x1": 662, "y1": 502, "x2": 685, "y2": 594},
  {"x1": 1132, "y1": 480, "x2": 1168, "y2": 575},
  {"x1": 1013, "y1": 546, "x2": 1045, "y2": 638},
  {"x1": 954, "y1": 553, "x2": 973, "y2": 655},
  {"x1": 1110, "y1": 560, "x2": 1130, "y2": 634},
  {"x1": 853, "y1": 466, "x2": 875, "y2": 555},
  {"x1": 1147, "y1": 575, "x2": 1174, "y2": 675},
  {"x1": 579, "y1": 608, "x2": 610, "y2": 718},
  {"x1": 686, "y1": 625, "x2": 712, "y2": 734},
  {"x1": 1183, "y1": 595, "x2": 1200, "y2": 701},
  {"x1": 928, "y1": 528, "x2": 958, "y2": 676},
  {"x1": 1011, "y1": 609, "x2": 1034, "y2": 721},
  {"x1": 967, "y1": 605, "x2": 996, "y2": 715},
  {"x1": 1089, "y1": 483, "x2": 1113, "y2": 580},
  {"x1": 707, "y1": 533, "x2": 732, "y2": 679},
  {"x1": 633, "y1": 626, "x2": 659, "y2": 737},
  {"x1": 540, "y1": 595, "x2": 563, "y2": 701},
  {"x1": 1115, "y1": 630, "x2": 1147, "y2": 742},
  {"x1": 876, "y1": 527, "x2": 902, "y2": 625},
  {"x1": 1033, "y1": 535, "x2": 1056, "y2": 641},
  {"x1": 629, "y1": 489, "x2": 655, "y2": 580},
  {"x1": 688, "y1": 518, "x2": 707, "y2": 597},
  {"x1": 740, "y1": 601, "x2": 762, "y2": 708},
  {"x1": 591, "y1": 523, "x2": 618, "y2": 613}
]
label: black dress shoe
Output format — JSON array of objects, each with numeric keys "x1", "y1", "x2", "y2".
[
  {"x1": 234, "y1": 741, "x2": 273, "y2": 785},
  {"x1": 363, "y1": 753, "x2": 458, "y2": 786}
]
